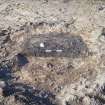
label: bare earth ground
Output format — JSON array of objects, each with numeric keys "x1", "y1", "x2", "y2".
[{"x1": 0, "y1": 0, "x2": 105, "y2": 105}]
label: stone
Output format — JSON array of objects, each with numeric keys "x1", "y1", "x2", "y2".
[{"x1": 0, "y1": 81, "x2": 6, "y2": 88}]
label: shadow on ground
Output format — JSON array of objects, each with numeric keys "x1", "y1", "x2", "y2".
[
  {"x1": 0, "y1": 65, "x2": 14, "y2": 81},
  {"x1": 3, "y1": 83, "x2": 57, "y2": 105},
  {"x1": 0, "y1": 60, "x2": 57, "y2": 105}
]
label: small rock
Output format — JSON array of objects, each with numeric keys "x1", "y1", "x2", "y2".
[
  {"x1": 0, "y1": 81, "x2": 6, "y2": 88},
  {"x1": 47, "y1": 63, "x2": 54, "y2": 68},
  {"x1": 98, "y1": 6, "x2": 104, "y2": 11},
  {"x1": 98, "y1": 28, "x2": 105, "y2": 43},
  {"x1": 82, "y1": 96, "x2": 91, "y2": 105},
  {"x1": 102, "y1": 28, "x2": 105, "y2": 36}
]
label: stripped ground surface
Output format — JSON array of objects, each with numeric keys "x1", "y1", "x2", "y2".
[{"x1": 0, "y1": 0, "x2": 105, "y2": 105}]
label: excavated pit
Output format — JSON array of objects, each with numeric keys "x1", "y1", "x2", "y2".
[{"x1": 0, "y1": 0, "x2": 105, "y2": 105}]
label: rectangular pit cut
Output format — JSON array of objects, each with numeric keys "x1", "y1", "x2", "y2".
[{"x1": 22, "y1": 33, "x2": 89, "y2": 57}]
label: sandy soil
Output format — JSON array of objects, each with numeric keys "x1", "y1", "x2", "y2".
[{"x1": 0, "y1": 0, "x2": 105, "y2": 105}]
